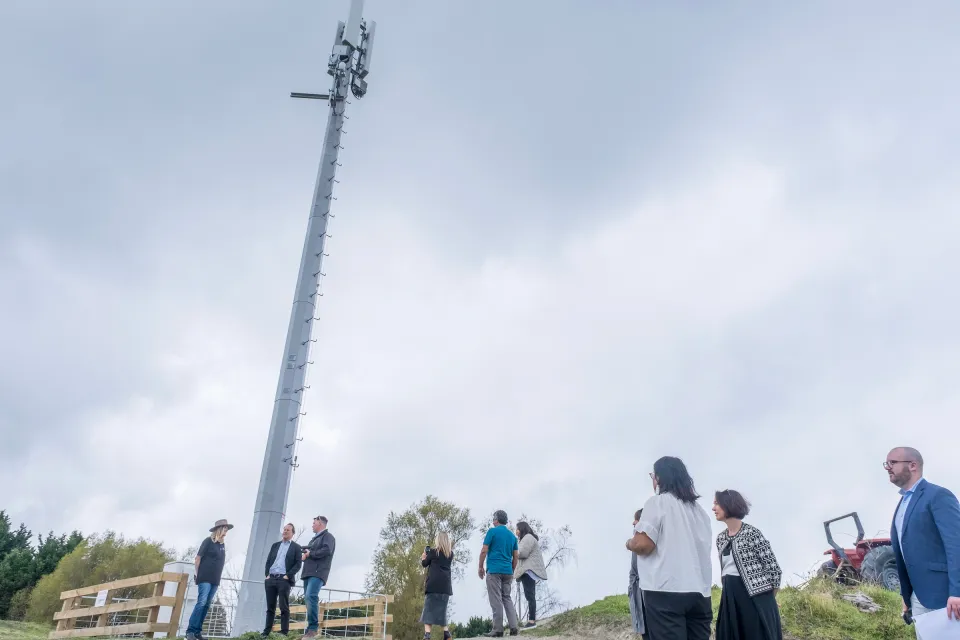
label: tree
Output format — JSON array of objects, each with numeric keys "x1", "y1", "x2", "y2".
[
  {"x1": 26, "y1": 532, "x2": 173, "y2": 623},
  {"x1": 0, "y1": 512, "x2": 32, "y2": 558},
  {"x1": 366, "y1": 496, "x2": 475, "y2": 640},
  {"x1": 477, "y1": 513, "x2": 576, "y2": 621},
  {"x1": 0, "y1": 510, "x2": 83, "y2": 619},
  {"x1": 0, "y1": 548, "x2": 34, "y2": 618}
]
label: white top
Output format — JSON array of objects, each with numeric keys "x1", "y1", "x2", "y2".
[
  {"x1": 720, "y1": 546, "x2": 739, "y2": 577},
  {"x1": 634, "y1": 492, "x2": 713, "y2": 597}
]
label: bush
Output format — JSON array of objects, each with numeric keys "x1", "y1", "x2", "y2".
[
  {"x1": 26, "y1": 532, "x2": 171, "y2": 624},
  {"x1": 7, "y1": 587, "x2": 33, "y2": 620}
]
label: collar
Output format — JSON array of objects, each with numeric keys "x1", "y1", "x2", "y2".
[
  {"x1": 899, "y1": 477, "x2": 925, "y2": 497},
  {"x1": 279, "y1": 539, "x2": 291, "y2": 546}
]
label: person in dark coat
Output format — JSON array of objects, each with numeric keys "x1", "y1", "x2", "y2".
[
  {"x1": 262, "y1": 523, "x2": 303, "y2": 636},
  {"x1": 186, "y1": 519, "x2": 232, "y2": 640},
  {"x1": 712, "y1": 490, "x2": 783, "y2": 640},
  {"x1": 420, "y1": 532, "x2": 454, "y2": 640},
  {"x1": 301, "y1": 516, "x2": 336, "y2": 638}
]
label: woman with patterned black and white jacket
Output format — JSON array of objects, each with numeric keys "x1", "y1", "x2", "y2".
[{"x1": 712, "y1": 490, "x2": 783, "y2": 640}]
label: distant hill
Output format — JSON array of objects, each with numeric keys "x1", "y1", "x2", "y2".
[{"x1": 523, "y1": 578, "x2": 916, "y2": 640}]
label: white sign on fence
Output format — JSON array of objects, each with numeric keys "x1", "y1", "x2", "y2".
[{"x1": 94, "y1": 590, "x2": 109, "y2": 608}]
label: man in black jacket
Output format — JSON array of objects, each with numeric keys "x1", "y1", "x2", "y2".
[
  {"x1": 262, "y1": 523, "x2": 302, "y2": 636},
  {"x1": 301, "y1": 516, "x2": 336, "y2": 638}
]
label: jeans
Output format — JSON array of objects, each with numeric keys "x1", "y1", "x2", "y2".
[
  {"x1": 304, "y1": 577, "x2": 325, "y2": 632},
  {"x1": 518, "y1": 573, "x2": 537, "y2": 621},
  {"x1": 187, "y1": 582, "x2": 219, "y2": 636}
]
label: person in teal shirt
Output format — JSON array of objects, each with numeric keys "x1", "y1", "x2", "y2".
[{"x1": 478, "y1": 510, "x2": 519, "y2": 637}]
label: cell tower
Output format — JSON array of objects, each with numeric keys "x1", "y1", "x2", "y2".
[{"x1": 233, "y1": 0, "x2": 376, "y2": 633}]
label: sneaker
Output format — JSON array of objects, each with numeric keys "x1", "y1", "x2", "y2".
[
  {"x1": 483, "y1": 633, "x2": 504, "y2": 638},
  {"x1": 185, "y1": 634, "x2": 198, "y2": 640},
  {"x1": 520, "y1": 621, "x2": 538, "y2": 629},
  {"x1": 509, "y1": 630, "x2": 519, "y2": 637}
]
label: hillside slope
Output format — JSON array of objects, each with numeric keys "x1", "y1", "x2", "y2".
[
  {"x1": 0, "y1": 621, "x2": 51, "y2": 640},
  {"x1": 527, "y1": 579, "x2": 916, "y2": 640}
]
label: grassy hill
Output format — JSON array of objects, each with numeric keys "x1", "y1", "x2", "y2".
[
  {"x1": 0, "y1": 621, "x2": 51, "y2": 640},
  {"x1": 529, "y1": 579, "x2": 916, "y2": 640}
]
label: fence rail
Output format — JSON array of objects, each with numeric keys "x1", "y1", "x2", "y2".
[
  {"x1": 50, "y1": 572, "x2": 188, "y2": 640},
  {"x1": 272, "y1": 595, "x2": 393, "y2": 635}
]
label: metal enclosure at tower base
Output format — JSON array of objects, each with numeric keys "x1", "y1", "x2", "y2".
[{"x1": 232, "y1": 0, "x2": 376, "y2": 633}]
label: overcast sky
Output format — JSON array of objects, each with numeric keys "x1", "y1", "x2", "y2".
[{"x1": 3, "y1": 0, "x2": 960, "y2": 623}]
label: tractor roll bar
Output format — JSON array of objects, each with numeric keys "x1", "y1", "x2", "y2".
[{"x1": 823, "y1": 512, "x2": 865, "y2": 564}]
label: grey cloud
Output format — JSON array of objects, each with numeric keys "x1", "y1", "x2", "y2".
[{"x1": 4, "y1": 0, "x2": 960, "y2": 622}]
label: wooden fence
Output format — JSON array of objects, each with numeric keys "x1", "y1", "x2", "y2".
[
  {"x1": 275, "y1": 594, "x2": 393, "y2": 639},
  {"x1": 50, "y1": 572, "x2": 189, "y2": 639}
]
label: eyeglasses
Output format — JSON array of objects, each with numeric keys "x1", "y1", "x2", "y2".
[{"x1": 883, "y1": 460, "x2": 914, "y2": 470}]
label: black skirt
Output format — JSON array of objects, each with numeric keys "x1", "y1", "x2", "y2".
[
  {"x1": 420, "y1": 593, "x2": 450, "y2": 626},
  {"x1": 716, "y1": 575, "x2": 782, "y2": 640}
]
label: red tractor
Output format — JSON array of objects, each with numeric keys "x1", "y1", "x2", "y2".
[{"x1": 818, "y1": 512, "x2": 900, "y2": 591}]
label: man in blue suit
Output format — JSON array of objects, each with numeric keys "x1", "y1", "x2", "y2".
[{"x1": 886, "y1": 447, "x2": 960, "y2": 631}]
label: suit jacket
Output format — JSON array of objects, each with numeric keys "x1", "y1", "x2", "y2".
[
  {"x1": 301, "y1": 530, "x2": 336, "y2": 584},
  {"x1": 264, "y1": 540, "x2": 303, "y2": 585},
  {"x1": 891, "y1": 479, "x2": 960, "y2": 609}
]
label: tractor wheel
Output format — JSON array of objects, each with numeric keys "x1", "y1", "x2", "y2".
[
  {"x1": 817, "y1": 559, "x2": 837, "y2": 579},
  {"x1": 861, "y1": 545, "x2": 900, "y2": 592}
]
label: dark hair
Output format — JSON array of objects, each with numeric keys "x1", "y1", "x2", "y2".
[
  {"x1": 516, "y1": 521, "x2": 539, "y2": 541},
  {"x1": 634, "y1": 509, "x2": 643, "y2": 521},
  {"x1": 493, "y1": 510, "x2": 508, "y2": 526},
  {"x1": 714, "y1": 490, "x2": 751, "y2": 520},
  {"x1": 285, "y1": 523, "x2": 296, "y2": 534},
  {"x1": 653, "y1": 456, "x2": 700, "y2": 503},
  {"x1": 315, "y1": 516, "x2": 328, "y2": 525}
]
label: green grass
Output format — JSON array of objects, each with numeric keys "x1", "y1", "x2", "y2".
[
  {"x1": 0, "y1": 620, "x2": 52, "y2": 640},
  {"x1": 527, "y1": 579, "x2": 916, "y2": 639}
]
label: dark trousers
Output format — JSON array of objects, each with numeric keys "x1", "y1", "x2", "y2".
[
  {"x1": 642, "y1": 591, "x2": 712, "y2": 640},
  {"x1": 264, "y1": 576, "x2": 292, "y2": 634},
  {"x1": 518, "y1": 574, "x2": 537, "y2": 621}
]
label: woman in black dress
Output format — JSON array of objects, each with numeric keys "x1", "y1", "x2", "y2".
[
  {"x1": 712, "y1": 490, "x2": 783, "y2": 640},
  {"x1": 419, "y1": 532, "x2": 453, "y2": 640}
]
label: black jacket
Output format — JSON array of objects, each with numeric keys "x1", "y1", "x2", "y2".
[
  {"x1": 301, "y1": 530, "x2": 336, "y2": 584},
  {"x1": 264, "y1": 540, "x2": 303, "y2": 585},
  {"x1": 421, "y1": 548, "x2": 453, "y2": 595}
]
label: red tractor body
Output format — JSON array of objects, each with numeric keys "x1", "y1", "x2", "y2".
[{"x1": 819, "y1": 512, "x2": 900, "y2": 592}]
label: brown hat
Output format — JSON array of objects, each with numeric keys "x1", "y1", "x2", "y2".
[{"x1": 209, "y1": 519, "x2": 235, "y2": 532}]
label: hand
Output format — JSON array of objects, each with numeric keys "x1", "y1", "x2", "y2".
[
  {"x1": 903, "y1": 601, "x2": 909, "y2": 614},
  {"x1": 302, "y1": 551, "x2": 309, "y2": 561},
  {"x1": 947, "y1": 596, "x2": 960, "y2": 620},
  {"x1": 478, "y1": 567, "x2": 486, "y2": 580},
  {"x1": 283, "y1": 575, "x2": 288, "y2": 581},
  {"x1": 421, "y1": 553, "x2": 427, "y2": 561},
  {"x1": 625, "y1": 539, "x2": 632, "y2": 551}
]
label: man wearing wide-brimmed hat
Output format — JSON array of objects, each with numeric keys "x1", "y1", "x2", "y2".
[{"x1": 186, "y1": 519, "x2": 233, "y2": 640}]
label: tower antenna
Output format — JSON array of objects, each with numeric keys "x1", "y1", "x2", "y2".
[{"x1": 233, "y1": 0, "x2": 376, "y2": 632}]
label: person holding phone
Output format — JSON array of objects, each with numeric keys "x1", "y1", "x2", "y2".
[{"x1": 420, "y1": 532, "x2": 454, "y2": 640}]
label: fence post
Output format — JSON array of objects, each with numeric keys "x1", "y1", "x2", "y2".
[
  {"x1": 168, "y1": 574, "x2": 189, "y2": 637},
  {"x1": 56, "y1": 596, "x2": 77, "y2": 634}
]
